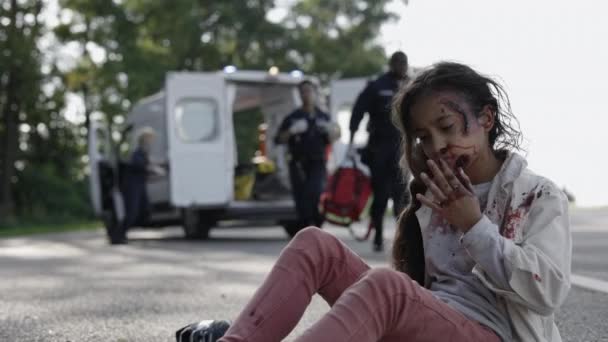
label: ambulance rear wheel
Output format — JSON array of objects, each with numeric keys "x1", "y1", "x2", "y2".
[{"x1": 182, "y1": 209, "x2": 211, "y2": 240}]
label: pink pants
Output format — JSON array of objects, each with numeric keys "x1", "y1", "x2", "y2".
[{"x1": 220, "y1": 227, "x2": 500, "y2": 342}]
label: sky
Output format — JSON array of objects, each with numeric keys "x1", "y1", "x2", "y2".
[{"x1": 379, "y1": 0, "x2": 608, "y2": 207}]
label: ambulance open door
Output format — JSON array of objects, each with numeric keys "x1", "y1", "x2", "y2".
[{"x1": 165, "y1": 72, "x2": 234, "y2": 207}]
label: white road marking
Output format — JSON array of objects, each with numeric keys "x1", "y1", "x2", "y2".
[
  {"x1": 571, "y1": 273, "x2": 608, "y2": 294},
  {"x1": 571, "y1": 225, "x2": 608, "y2": 233}
]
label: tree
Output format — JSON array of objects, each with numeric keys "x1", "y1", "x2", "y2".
[
  {"x1": 0, "y1": 0, "x2": 44, "y2": 220},
  {"x1": 55, "y1": 0, "x2": 402, "y2": 125},
  {"x1": 0, "y1": 0, "x2": 91, "y2": 224},
  {"x1": 282, "y1": 0, "x2": 398, "y2": 80}
]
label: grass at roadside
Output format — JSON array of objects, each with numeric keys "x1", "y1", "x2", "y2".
[{"x1": 0, "y1": 221, "x2": 101, "y2": 238}]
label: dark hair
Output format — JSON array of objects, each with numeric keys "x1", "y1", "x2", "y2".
[
  {"x1": 298, "y1": 79, "x2": 315, "y2": 92},
  {"x1": 390, "y1": 51, "x2": 408, "y2": 64},
  {"x1": 390, "y1": 61, "x2": 523, "y2": 284}
]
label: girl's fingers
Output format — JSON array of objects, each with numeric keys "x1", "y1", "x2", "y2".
[
  {"x1": 439, "y1": 159, "x2": 465, "y2": 194},
  {"x1": 416, "y1": 193, "x2": 442, "y2": 212},
  {"x1": 420, "y1": 172, "x2": 447, "y2": 202},
  {"x1": 458, "y1": 167, "x2": 475, "y2": 193},
  {"x1": 426, "y1": 159, "x2": 452, "y2": 194}
]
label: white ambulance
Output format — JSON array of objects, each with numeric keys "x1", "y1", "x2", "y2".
[{"x1": 88, "y1": 68, "x2": 368, "y2": 239}]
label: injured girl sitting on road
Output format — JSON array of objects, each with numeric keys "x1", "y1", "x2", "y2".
[{"x1": 175, "y1": 61, "x2": 572, "y2": 342}]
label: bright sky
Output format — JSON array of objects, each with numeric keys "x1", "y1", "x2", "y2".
[{"x1": 380, "y1": 0, "x2": 608, "y2": 207}]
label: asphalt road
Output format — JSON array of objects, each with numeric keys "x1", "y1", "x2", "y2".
[{"x1": 1, "y1": 207, "x2": 607, "y2": 342}]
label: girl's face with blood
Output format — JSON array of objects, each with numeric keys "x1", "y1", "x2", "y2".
[{"x1": 408, "y1": 91, "x2": 495, "y2": 173}]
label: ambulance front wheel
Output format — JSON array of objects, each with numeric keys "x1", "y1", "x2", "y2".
[{"x1": 182, "y1": 208, "x2": 212, "y2": 240}]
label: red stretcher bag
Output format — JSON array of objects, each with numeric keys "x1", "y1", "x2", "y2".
[{"x1": 319, "y1": 151, "x2": 373, "y2": 234}]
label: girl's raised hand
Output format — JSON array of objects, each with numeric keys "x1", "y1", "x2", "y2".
[{"x1": 416, "y1": 159, "x2": 482, "y2": 232}]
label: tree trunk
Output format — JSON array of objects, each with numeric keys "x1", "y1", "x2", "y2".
[
  {"x1": 83, "y1": 18, "x2": 92, "y2": 142},
  {"x1": 0, "y1": 0, "x2": 19, "y2": 219},
  {"x1": 83, "y1": 83, "x2": 91, "y2": 141},
  {"x1": 0, "y1": 82, "x2": 18, "y2": 219}
]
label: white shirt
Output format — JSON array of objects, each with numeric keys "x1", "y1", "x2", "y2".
[
  {"x1": 416, "y1": 152, "x2": 572, "y2": 342},
  {"x1": 424, "y1": 181, "x2": 511, "y2": 342}
]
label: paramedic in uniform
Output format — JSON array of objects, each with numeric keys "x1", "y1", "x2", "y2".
[
  {"x1": 275, "y1": 80, "x2": 340, "y2": 232},
  {"x1": 111, "y1": 127, "x2": 164, "y2": 245},
  {"x1": 349, "y1": 51, "x2": 411, "y2": 252}
]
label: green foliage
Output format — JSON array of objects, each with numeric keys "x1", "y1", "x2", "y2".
[
  {"x1": 0, "y1": 220, "x2": 100, "y2": 238},
  {"x1": 234, "y1": 108, "x2": 265, "y2": 165},
  {"x1": 55, "y1": 0, "x2": 400, "y2": 122},
  {"x1": 11, "y1": 111, "x2": 93, "y2": 223},
  {"x1": 12, "y1": 163, "x2": 93, "y2": 223},
  {"x1": 283, "y1": 0, "x2": 397, "y2": 80},
  {"x1": 0, "y1": 0, "x2": 91, "y2": 224}
]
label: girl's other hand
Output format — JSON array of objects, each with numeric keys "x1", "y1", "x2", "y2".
[{"x1": 416, "y1": 159, "x2": 482, "y2": 232}]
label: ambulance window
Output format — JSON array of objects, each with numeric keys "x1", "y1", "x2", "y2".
[{"x1": 174, "y1": 98, "x2": 218, "y2": 142}]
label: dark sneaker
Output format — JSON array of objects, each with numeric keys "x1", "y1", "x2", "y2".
[
  {"x1": 176, "y1": 320, "x2": 230, "y2": 342},
  {"x1": 373, "y1": 241, "x2": 384, "y2": 253}
]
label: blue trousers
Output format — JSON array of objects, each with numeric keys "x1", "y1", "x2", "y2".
[{"x1": 288, "y1": 159, "x2": 326, "y2": 228}]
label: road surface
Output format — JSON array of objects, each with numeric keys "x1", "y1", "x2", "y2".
[{"x1": 1, "y1": 207, "x2": 607, "y2": 341}]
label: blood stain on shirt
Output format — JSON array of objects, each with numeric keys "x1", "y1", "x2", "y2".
[{"x1": 501, "y1": 186, "x2": 538, "y2": 239}]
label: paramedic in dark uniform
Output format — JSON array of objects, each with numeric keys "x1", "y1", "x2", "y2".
[
  {"x1": 349, "y1": 51, "x2": 411, "y2": 252},
  {"x1": 111, "y1": 127, "x2": 164, "y2": 245},
  {"x1": 275, "y1": 80, "x2": 340, "y2": 232}
]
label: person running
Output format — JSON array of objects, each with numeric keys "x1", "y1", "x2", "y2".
[{"x1": 349, "y1": 51, "x2": 411, "y2": 252}]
